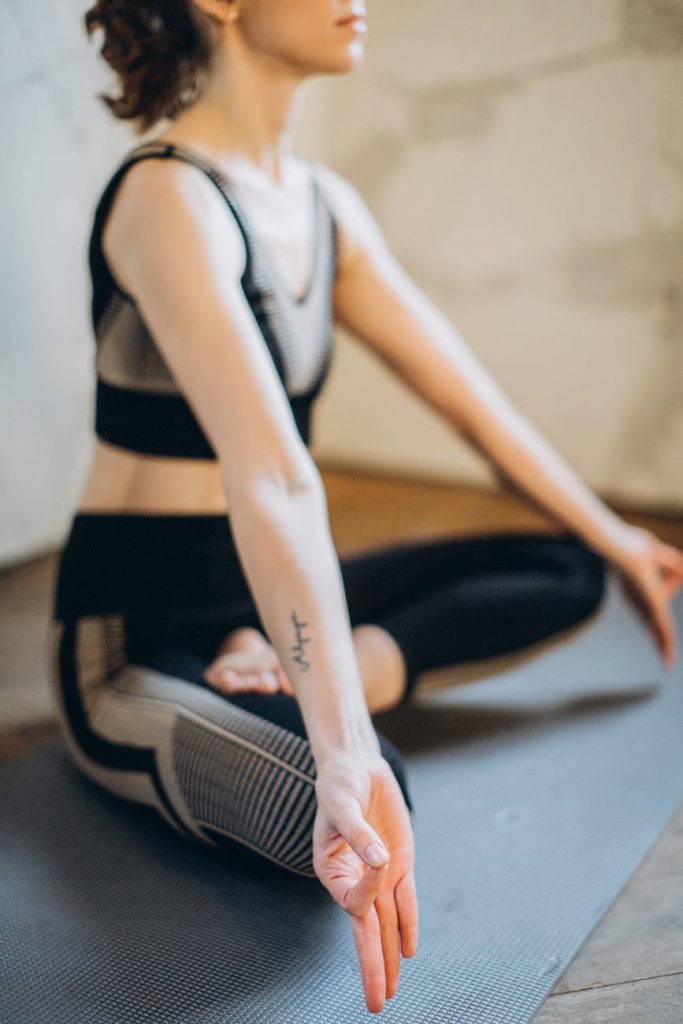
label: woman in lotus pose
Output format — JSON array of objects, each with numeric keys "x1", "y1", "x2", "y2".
[{"x1": 51, "y1": 0, "x2": 683, "y2": 1014}]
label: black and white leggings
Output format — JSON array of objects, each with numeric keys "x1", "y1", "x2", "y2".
[{"x1": 50, "y1": 513, "x2": 606, "y2": 878}]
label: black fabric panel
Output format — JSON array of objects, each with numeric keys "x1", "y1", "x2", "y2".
[
  {"x1": 52, "y1": 513, "x2": 250, "y2": 619},
  {"x1": 94, "y1": 379, "x2": 314, "y2": 458},
  {"x1": 95, "y1": 379, "x2": 218, "y2": 459}
]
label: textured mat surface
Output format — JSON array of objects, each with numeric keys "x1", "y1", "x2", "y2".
[{"x1": 1, "y1": 570, "x2": 682, "y2": 1023}]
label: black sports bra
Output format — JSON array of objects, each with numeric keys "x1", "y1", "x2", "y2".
[{"x1": 89, "y1": 140, "x2": 339, "y2": 459}]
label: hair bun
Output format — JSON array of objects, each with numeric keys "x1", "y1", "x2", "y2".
[{"x1": 83, "y1": 0, "x2": 216, "y2": 133}]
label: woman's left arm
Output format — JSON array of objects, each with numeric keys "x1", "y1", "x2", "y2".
[{"x1": 317, "y1": 166, "x2": 683, "y2": 666}]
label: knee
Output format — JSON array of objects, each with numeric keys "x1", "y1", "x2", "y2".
[{"x1": 556, "y1": 535, "x2": 607, "y2": 618}]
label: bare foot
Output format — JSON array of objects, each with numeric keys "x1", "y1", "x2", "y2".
[
  {"x1": 204, "y1": 623, "x2": 407, "y2": 713},
  {"x1": 203, "y1": 626, "x2": 295, "y2": 696}
]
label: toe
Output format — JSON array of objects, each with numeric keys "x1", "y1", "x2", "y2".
[{"x1": 261, "y1": 671, "x2": 279, "y2": 693}]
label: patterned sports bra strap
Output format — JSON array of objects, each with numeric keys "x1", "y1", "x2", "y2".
[
  {"x1": 90, "y1": 141, "x2": 255, "y2": 329},
  {"x1": 120, "y1": 141, "x2": 251, "y2": 236}
]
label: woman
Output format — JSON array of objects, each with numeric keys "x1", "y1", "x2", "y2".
[{"x1": 51, "y1": 0, "x2": 683, "y2": 1014}]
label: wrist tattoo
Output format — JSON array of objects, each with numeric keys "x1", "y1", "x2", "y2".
[{"x1": 290, "y1": 610, "x2": 311, "y2": 671}]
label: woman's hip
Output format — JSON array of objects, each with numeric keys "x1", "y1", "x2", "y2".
[{"x1": 52, "y1": 511, "x2": 254, "y2": 622}]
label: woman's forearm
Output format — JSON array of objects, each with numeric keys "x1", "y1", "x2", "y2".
[
  {"x1": 464, "y1": 394, "x2": 630, "y2": 561},
  {"x1": 225, "y1": 470, "x2": 381, "y2": 768}
]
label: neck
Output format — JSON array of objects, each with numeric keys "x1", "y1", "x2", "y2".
[{"x1": 155, "y1": 32, "x2": 311, "y2": 189}]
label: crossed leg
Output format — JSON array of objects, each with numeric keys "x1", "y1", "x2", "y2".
[
  {"x1": 208, "y1": 529, "x2": 607, "y2": 709},
  {"x1": 49, "y1": 611, "x2": 414, "y2": 877}
]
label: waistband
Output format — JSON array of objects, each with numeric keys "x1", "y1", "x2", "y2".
[{"x1": 53, "y1": 512, "x2": 253, "y2": 619}]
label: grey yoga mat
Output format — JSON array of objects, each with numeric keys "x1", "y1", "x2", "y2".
[{"x1": 1, "y1": 569, "x2": 682, "y2": 1024}]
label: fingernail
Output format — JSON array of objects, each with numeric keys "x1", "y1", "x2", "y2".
[{"x1": 367, "y1": 843, "x2": 388, "y2": 866}]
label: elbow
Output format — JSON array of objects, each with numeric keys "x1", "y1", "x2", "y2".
[
  {"x1": 282, "y1": 469, "x2": 322, "y2": 497},
  {"x1": 220, "y1": 451, "x2": 323, "y2": 507}
]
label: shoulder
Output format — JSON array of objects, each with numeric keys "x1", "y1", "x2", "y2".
[
  {"x1": 308, "y1": 160, "x2": 392, "y2": 277},
  {"x1": 102, "y1": 153, "x2": 247, "y2": 296}
]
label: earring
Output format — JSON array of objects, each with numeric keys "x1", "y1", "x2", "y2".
[{"x1": 226, "y1": 4, "x2": 239, "y2": 21}]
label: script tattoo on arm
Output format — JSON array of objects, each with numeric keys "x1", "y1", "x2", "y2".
[{"x1": 290, "y1": 609, "x2": 311, "y2": 671}]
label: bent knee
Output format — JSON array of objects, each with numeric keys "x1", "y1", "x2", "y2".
[{"x1": 559, "y1": 537, "x2": 607, "y2": 617}]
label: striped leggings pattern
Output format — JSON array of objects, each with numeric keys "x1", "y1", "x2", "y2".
[
  {"x1": 50, "y1": 614, "x2": 321, "y2": 877},
  {"x1": 49, "y1": 515, "x2": 607, "y2": 881}
]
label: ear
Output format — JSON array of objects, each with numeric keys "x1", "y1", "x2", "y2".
[{"x1": 190, "y1": 0, "x2": 240, "y2": 27}]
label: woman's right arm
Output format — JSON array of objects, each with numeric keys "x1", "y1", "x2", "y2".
[{"x1": 103, "y1": 158, "x2": 417, "y2": 1011}]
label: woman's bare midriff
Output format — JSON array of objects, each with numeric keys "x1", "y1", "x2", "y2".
[{"x1": 77, "y1": 438, "x2": 231, "y2": 515}]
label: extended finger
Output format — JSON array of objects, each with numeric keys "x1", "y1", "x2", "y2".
[
  {"x1": 350, "y1": 905, "x2": 387, "y2": 1014},
  {"x1": 649, "y1": 586, "x2": 677, "y2": 665},
  {"x1": 374, "y1": 891, "x2": 401, "y2": 999},
  {"x1": 395, "y1": 869, "x2": 419, "y2": 958},
  {"x1": 625, "y1": 571, "x2": 671, "y2": 660}
]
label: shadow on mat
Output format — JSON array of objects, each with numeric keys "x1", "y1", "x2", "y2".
[
  {"x1": 8, "y1": 738, "x2": 337, "y2": 1016},
  {"x1": 0, "y1": 648, "x2": 669, "y2": 1021},
  {"x1": 373, "y1": 684, "x2": 659, "y2": 755}
]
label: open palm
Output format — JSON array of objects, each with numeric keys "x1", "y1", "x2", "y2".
[{"x1": 312, "y1": 752, "x2": 418, "y2": 1014}]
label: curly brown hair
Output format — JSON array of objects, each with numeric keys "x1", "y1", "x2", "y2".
[{"x1": 83, "y1": 1, "x2": 220, "y2": 134}]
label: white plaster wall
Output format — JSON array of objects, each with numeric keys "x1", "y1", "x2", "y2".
[
  {"x1": 307, "y1": 0, "x2": 683, "y2": 513},
  {"x1": 0, "y1": 0, "x2": 137, "y2": 566},
  {"x1": 0, "y1": 2, "x2": 331, "y2": 568},
  {"x1": 1, "y1": 0, "x2": 681, "y2": 566}
]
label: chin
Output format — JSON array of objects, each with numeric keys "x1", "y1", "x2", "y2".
[
  {"x1": 343, "y1": 41, "x2": 366, "y2": 69},
  {"x1": 319, "y1": 42, "x2": 366, "y2": 73}
]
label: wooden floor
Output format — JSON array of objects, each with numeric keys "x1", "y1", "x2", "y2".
[{"x1": 1, "y1": 466, "x2": 682, "y2": 1022}]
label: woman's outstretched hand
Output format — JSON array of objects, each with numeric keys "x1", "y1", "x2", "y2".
[
  {"x1": 312, "y1": 750, "x2": 418, "y2": 1014},
  {"x1": 610, "y1": 524, "x2": 683, "y2": 667}
]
